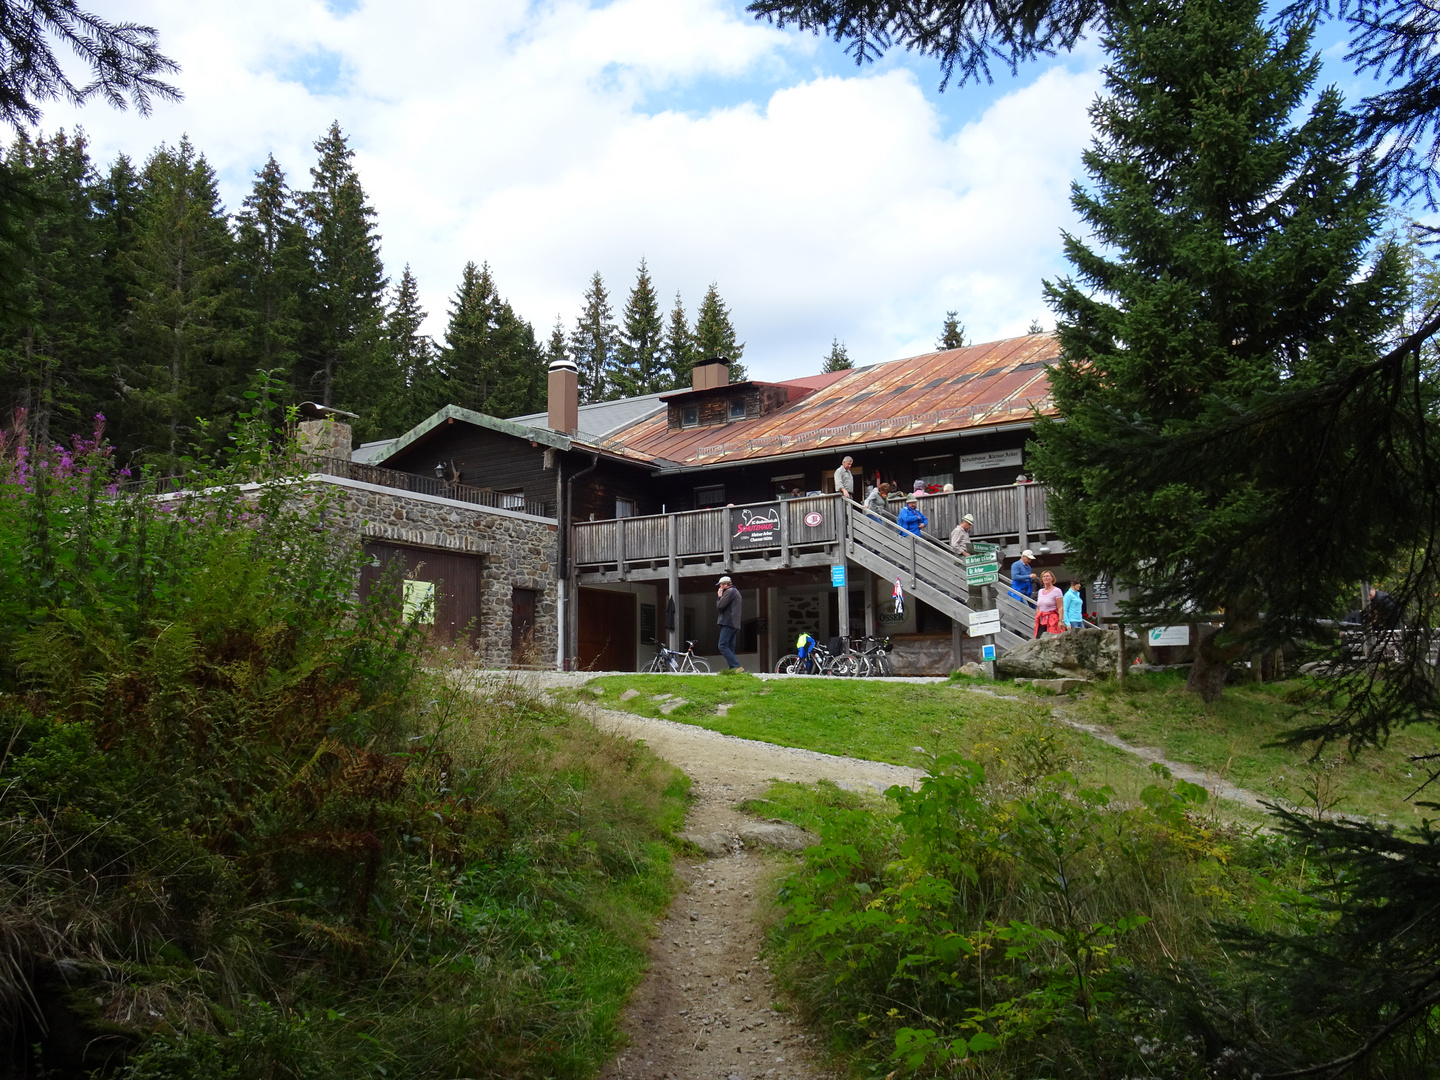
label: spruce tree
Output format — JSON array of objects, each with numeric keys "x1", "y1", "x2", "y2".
[
  {"x1": 234, "y1": 154, "x2": 314, "y2": 403},
  {"x1": 384, "y1": 265, "x2": 438, "y2": 430},
  {"x1": 694, "y1": 283, "x2": 746, "y2": 382},
  {"x1": 438, "y1": 260, "x2": 544, "y2": 419},
  {"x1": 301, "y1": 122, "x2": 390, "y2": 422},
  {"x1": 0, "y1": 129, "x2": 112, "y2": 444},
  {"x1": 614, "y1": 258, "x2": 665, "y2": 396},
  {"x1": 936, "y1": 311, "x2": 966, "y2": 350},
  {"x1": 821, "y1": 337, "x2": 852, "y2": 373},
  {"x1": 661, "y1": 291, "x2": 696, "y2": 391},
  {"x1": 569, "y1": 271, "x2": 618, "y2": 403},
  {"x1": 1030, "y1": 0, "x2": 1408, "y2": 704},
  {"x1": 119, "y1": 137, "x2": 241, "y2": 472}
]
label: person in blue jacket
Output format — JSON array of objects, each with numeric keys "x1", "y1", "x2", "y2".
[
  {"x1": 1010, "y1": 549, "x2": 1036, "y2": 599},
  {"x1": 897, "y1": 495, "x2": 927, "y2": 537},
  {"x1": 1063, "y1": 580, "x2": 1085, "y2": 629}
]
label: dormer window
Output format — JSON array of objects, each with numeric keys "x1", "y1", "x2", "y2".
[
  {"x1": 728, "y1": 397, "x2": 747, "y2": 420},
  {"x1": 682, "y1": 405, "x2": 699, "y2": 427}
]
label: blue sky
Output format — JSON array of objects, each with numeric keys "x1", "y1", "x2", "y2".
[{"x1": 27, "y1": 0, "x2": 1425, "y2": 387}]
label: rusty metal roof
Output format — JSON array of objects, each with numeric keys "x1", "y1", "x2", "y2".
[{"x1": 607, "y1": 334, "x2": 1059, "y2": 465}]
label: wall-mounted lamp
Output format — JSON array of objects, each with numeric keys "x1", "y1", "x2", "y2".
[{"x1": 434, "y1": 461, "x2": 447, "y2": 479}]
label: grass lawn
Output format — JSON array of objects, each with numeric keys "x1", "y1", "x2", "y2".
[
  {"x1": 564, "y1": 671, "x2": 1439, "y2": 824},
  {"x1": 1064, "y1": 670, "x2": 1440, "y2": 823}
]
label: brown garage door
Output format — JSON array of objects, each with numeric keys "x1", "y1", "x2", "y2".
[
  {"x1": 360, "y1": 542, "x2": 481, "y2": 647},
  {"x1": 577, "y1": 588, "x2": 636, "y2": 672}
]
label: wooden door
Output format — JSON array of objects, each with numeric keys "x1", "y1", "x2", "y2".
[
  {"x1": 360, "y1": 542, "x2": 481, "y2": 646},
  {"x1": 511, "y1": 587, "x2": 538, "y2": 666},
  {"x1": 577, "y1": 588, "x2": 637, "y2": 671}
]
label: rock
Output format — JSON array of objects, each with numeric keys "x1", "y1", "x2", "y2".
[
  {"x1": 716, "y1": 703, "x2": 732, "y2": 716},
  {"x1": 1029, "y1": 677, "x2": 1090, "y2": 695},
  {"x1": 997, "y1": 627, "x2": 1138, "y2": 680},
  {"x1": 682, "y1": 830, "x2": 735, "y2": 856},
  {"x1": 620, "y1": 688, "x2": 640, "y2": 701},
  {"x1": 737, "y1": 821, "x2": 820, "y2": 853},
  {"x1": 958, "y1": 661, "x2": 991, "y2": 678},
  {"x1": 651, "y1": 693, "x2": 673, "y2": 702},
  {"x1": 588, "y1": 686, "x2": 605, "y2": 696},
  {"x1": 659, "y1": 698, "x2": 688, "y2": 714}
]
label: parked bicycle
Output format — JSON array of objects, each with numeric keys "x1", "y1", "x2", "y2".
[
  {"x1": 647, "y1": 639, "x2": 712, "y2": 673},
  {"x1": 828, "y1": 635, "x2": 894, "y2": 677}
]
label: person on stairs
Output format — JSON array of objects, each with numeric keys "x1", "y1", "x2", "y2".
[
  {"x1": 1010, "y1": 549, "x2": 1036, "y2": 600},
  {"x1": 897, "y1": 495, "x2": 927, "y2": 538},
  {"x1": 949, "y1": 514, "x2": 975, "y2": 555}
]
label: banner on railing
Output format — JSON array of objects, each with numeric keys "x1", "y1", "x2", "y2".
[{"x1": 731, "y1": 506, "x2": 781, "y2": 547}]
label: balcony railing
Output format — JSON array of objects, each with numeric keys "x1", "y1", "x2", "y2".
[{"x1": 311, "y1": 456, "x2": 551, "y2": 518}]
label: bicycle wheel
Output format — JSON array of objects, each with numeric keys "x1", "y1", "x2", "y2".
[
  {"x1": 689, "y1": 656, "x2": 712, "y2": 673},
  {"x1": 646, "y1": 654, "x2": 666, "y2": 673},
  {"x1": 829, "y1": 654, "x2": 858, "y2": 677},
  {"x1": 775, "y1": 654, "x2": 800, "y2": 674}
]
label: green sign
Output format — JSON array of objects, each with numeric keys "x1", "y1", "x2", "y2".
[
  {"x1": 965, "y1": 562, "x2": 999, "y2": 577},
  {"x1": 966, "y1": 573, "x2": 998, "y2": 586},
  {"x1": 964, "y1": 553, "x2": 995, "y2": 567},
  {"x1": 971, "y1": 541, "x2": 998, "y2": 554}
]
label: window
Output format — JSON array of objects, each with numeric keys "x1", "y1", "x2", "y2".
[
  {"x1": 728, "y1": 397, "x2": 747, "y2": 420},
  {"x1": 913, "y1": 454, "x2": 955, "y2": 491},
  {"x1": 694, "y1": 484, "x2": 726, "y2": 508},
  {"x1": 771, "y1": 473, "x2": 804, "y2": 498},
  {"x1": 498, "y1": 488, "x2": 525, "y2": 510},
  {"x1": 682, "y1": 405, "x2": 699, "y2": 427},
  {"x1": 616, "y1": 497, "x2": 636, "y2": 518}
]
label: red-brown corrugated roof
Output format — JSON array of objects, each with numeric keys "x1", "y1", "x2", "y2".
[{"x1": 606, "y1": 334, "x2": 1059, "y2": 465}]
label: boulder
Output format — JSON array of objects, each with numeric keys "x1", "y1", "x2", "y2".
[
  {"x1": 996, "y1": 627, "x2": 1136, "y2": 680},
  {"x1": 737, "y1": 821, "x2": 820, "y2": 853},
  {"x1": 957, "y1": 661, "x2": 991, "y2": 678},
  {"x1": 1030, "y1": 677, "x2": 1091, "y2": 695}
]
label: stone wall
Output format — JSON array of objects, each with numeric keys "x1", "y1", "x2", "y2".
[{"x1": 311, "y1": 475, "x2": 559, "y2": 669}]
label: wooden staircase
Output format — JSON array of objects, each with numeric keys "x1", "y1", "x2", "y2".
[{"x1": 844, "y1": 502, "x2": 1030, "y2": 652}]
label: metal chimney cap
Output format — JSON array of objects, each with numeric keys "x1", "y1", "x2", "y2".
[{"x1": 548, "y1": 356, "x2": 578, "y2": 372}]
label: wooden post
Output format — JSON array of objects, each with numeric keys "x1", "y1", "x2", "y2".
[
  {"x1": 864, "y1": 569, "x2": 876, "y2": 638},
  {"x1": 766, "y1": 585, "x2": 780, "y2": 670},
  {"x1": 721, "y1": 508, "x2": 732, "y2": 573},
  {"x1": 779, "y1": 503, "x2": 791, "y2": 568},
  {"x1": 836, "y1": 501, "x2": 850, "y2": 645},
  {"x1": 952, "y1": 618, "x2": 965, "y2": 670},
  {"x1": 1115, "y1": 620, "x2": 1126, "y2": 684},
  {"x1": 667, "y1": 515, "x2": 680, "y2": 651},
  {"x1": 616, "y1": 518, "x2": 626, "y2": 580},
  {"x1": 1018, "y1": 484, "x2": 1029, "y2": 555}
]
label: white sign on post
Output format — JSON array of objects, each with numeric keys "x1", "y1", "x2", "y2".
[
  {"x1": 1148, "y1": 625, "x2": 1191, "y2": 646},
  {"x1": 969, "y1": 609, "x2": 1001, "y2": 634}
]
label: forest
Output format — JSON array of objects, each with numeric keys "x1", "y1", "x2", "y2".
[{"x1": 1, "y1": 122, "x2": 749, "y2": 468}]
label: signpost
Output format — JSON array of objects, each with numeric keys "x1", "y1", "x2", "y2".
[
  {"x1": 969, "y1": 608, "x2": 1001, "y2": 634},
  {"x1": 964, "y1": 552, "x2": 999, "y2": 586}
]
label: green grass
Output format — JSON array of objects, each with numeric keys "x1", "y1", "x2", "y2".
[
  {"x1": 1066, "y1": 670, "x2": 1440, "y2": 823},
  {"x1": 569, "y1": 671, "x2": 1438, "y2": 825}
]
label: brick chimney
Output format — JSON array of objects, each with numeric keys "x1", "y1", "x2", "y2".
[
  {"x1": 691, "y1": 355, "x2": 731, "y2": 391},
  {"x1": 548, "y1": 356, "x2": 579, "y2": 434}
]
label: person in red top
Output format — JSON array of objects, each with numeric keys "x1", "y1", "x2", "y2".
[{"x1": 1033, "y1": 570, "x2": 1063, "y2": 638}]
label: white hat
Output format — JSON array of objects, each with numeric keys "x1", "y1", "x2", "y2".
[
  {"x1": 1022, "y1": 549, "x2": 1034, "y2": 559},
  {"x1": 717, "y1": 575, "x2": 732, "y2": 584},
  {"x1": 962, "y1": 514, "x2": 975, "y2": 525}
]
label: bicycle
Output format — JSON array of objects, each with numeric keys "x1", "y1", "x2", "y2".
[
  {"x1": 775, "y1": 633, "x2": 838, "y2": 675},
  {"x1": 647, "y1": 639, "x2": 712, "y2": 673}
]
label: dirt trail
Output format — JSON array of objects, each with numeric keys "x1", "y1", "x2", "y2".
[{"x1": 580, "y1": 704, "x2": 921, "y2": 1080}]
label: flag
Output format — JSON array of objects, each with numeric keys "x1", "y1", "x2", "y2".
[{"x1": 893, "y1": 577, "x2": 905, "y2": 616}]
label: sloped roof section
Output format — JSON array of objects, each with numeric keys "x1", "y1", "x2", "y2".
[
  {"x1": 608, "y1": 334, "x2": 1060, "y2": 465},
  {"x1": 511, "y1": 391, "x2": 668, "y2": 438}
]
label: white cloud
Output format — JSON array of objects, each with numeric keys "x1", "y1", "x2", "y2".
[{"x1": 36, "y1": 0, "x2": 1103, "y2": 381}]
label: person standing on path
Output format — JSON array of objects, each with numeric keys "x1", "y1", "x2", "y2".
[
  {"x1": 1034, "y1": 571, "x2": 1063, "y2": 637},
  {"x1": 834, "y1": 456, "x2": 855, "y2": 499},
  {"x1": 1063, "y1": 579, "x2": 1085, "y2": 630},
  {"x1": 897, "y1": 495, "x2": 927, "y2": 538},
  {"x1": 949, "y1": 513, "x2": 975, "y2": 555},
  {"x1": 716, "y1": 575, "x2": 743, "y2": 671},
  {"x1": 1010, "y1": 549, "x2": 1036, "y2": 599}
]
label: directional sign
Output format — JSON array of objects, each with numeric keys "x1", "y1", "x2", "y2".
[
  {"x1": 965, "y1": 561, "x2": 999, "y2": 575},
  {"x1": 966, "y1": 573, "x2": 999, "y2": 586},
  {"x1": 969, "y1": 609, "x2": 1001, "y2": 633},
  {"x1": 964, "y1": 553, "x2": 995, "y2": 567},
  {"x1": 971, "y1": 541, "x2": 999, "y2": 554}
]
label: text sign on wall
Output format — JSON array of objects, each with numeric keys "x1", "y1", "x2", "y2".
[
  {"x1": 402, "y1": 580, "x2": 435, "y2": 625},
  {"x1": 831, "y1": 565, "x2": 847, "y2": 588},
  {"x1": 731, "y1": 506, "x2": 780, "y2": 547},
  {"x1": 1148, "y1": 625, "x2": 1191, "y2": 646},
  {"x1": 959, "y1": 448, "x2": 1023, "y2": 473}
]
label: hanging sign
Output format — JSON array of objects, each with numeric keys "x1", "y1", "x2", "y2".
[
  {"x1": 1092, "y1": 577, "x2": 1110, "y2": 601},
  {"x1": 731, "y1": 506, "x2": 780, "y2": 547},
  {"x1": 959, "y1": 448, "x2": 1023, "y2": 473},
  {"x1": 831, "y1": 565, "x2": 847, "y2": 588}
]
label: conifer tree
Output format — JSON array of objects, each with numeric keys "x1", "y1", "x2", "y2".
[
  {"x1": 544, "y1": 315, "x2": 568, "y2": 368},
  {"x1": 569, "y1": 271, "x2": 618, "y2": 403},
  {"x1": 0, "y1": 129, "x2": 111, "y2": 443},
  {"x1": 384, "y1": 265, "x2": 438, "y2": 430},
  {"x1": 694, "y1": 283, "x2": 746, "y2": 382},
  {"x1": 614, "y1": 258, "x2": 665, "y2": 396},
  {"x1": 1026, "y1": 317, "x2": 1045, "y2": 334},
  {"x1": 936, "y1": 310, "x2": 966, "y2": 350},
  {"x1": 234, "y1": 154, "x2": 313, "y2": 400},
  {"x1": 438, "y1": 260, "x2": 544, "y2": 419},
  {"x1": 301, "y1": 122, "x2": 390, "y2": 420},
  {"x1": 119, "y1": 137, "x2": 240, "y2": 472},
  {"x1": 96, "y1": 153, "x2": 142, "y2": 334},
  {"x1": 821, "y1": 337, "x2": 852, "y2": 373},
  {"x1": 661, "y1": 291, "x2": 695, "y2": 391},
  {"x1": 1030, "y1": 0, "x2": 1408, "y2": 703}
]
